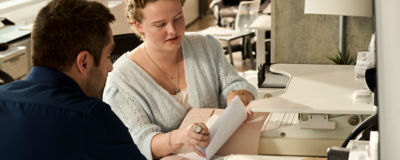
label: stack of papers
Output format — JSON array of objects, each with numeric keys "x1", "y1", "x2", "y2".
[{"x1": 199, "y1": 97, "x2": 247, "y2": 160}]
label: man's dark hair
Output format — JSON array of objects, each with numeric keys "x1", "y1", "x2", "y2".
[{"x1": 32, "y1": 0, "x2": 115, "y2": 71}]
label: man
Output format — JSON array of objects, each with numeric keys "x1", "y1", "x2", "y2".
[{"x1": 0, "y1": 0, "x2": 145, "y2": 159}]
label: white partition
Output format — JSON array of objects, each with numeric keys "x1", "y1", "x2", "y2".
[{"x1": 375, "y1": 0, "x2": 400, "y2": 159}]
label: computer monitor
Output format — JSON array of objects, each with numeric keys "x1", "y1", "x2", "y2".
[{"x1": 375, "y1": 0, "x2": 400, "y2": 159}]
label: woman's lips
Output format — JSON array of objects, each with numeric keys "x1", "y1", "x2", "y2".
[{"x1": 166, "y1": 36, "x2": 178, "y2": 42}]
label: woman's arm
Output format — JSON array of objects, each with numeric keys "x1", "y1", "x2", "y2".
[
  {"x1": 205, "y1": 35, "x2": 258, "y2": 107},
  {"x1": 151, "y1": 123, "x2": 210, "y2": 158},
  {"x1": 103, "y1": 83, "x2": 162, "y2": 160},
  {"x1": 227, "y1": 90, "x2": 255, "y2": 106}
]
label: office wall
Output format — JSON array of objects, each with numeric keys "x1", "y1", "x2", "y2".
[
  {"x1": 80, "y1": 0, "x2": 201, "y2": 35},
  {"x1": 271, "y1": 0, "x2": 373, "y2": 64},
  {"x1": 109, "y1": 1, "x2": 131, "y2": 35},
  {"x1": 183, "y1": 0, "x2": 199, "y2": 26}
]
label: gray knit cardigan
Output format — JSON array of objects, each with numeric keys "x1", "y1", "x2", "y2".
[{"x1": 103, "y1": 33, "x2": 257, "y2": 159}]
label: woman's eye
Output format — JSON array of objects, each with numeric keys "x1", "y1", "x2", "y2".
[
  {"x1": 155, "y1": 23, "x2": 166, "y2": 28},
  {"x1": 174, "y1": 15, "x2": 183, "y2": 21}
]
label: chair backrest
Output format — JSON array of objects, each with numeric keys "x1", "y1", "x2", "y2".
[
  {"x1": 222, "y1": 0, "x2": 241, "y2": 6},
  {"x1": 234, "y1": 0, "x2": 261, "y2": 34},
  {"x1": 111, "y1": 33, "x2": 142, "y2": 63},
  {"x1": 0, "y1": 70, "x2": 14, "y2": 85}
]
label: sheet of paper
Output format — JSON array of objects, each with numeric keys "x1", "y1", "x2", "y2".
[
  {"x1": 204, "y1": 114, "x2": 219, "y2": 129},
  {"x1": 200, "y1": 96, "x2": 247, "y2": 160}
]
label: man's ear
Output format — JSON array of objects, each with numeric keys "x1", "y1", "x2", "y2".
[{"x1": 75, "y1": 50, "x2": 91, "y2": 75}]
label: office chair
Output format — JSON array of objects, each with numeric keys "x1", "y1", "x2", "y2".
[
  {"x1": 202, "y1": 0, "x2": 261, "y2": 69},
  {"x1": 226, "y1": 30, "x2": 270, "y2": 61},
  {"x1": 211, "y1": 0, "x2": 269, "y2": 27},
  {"x1": 210, "y1": 0, "x2": 241, "y2": 27},
  {"x1": 0, "y1": 70, "x2": 13, "y2": 85},
  {"x1": 217, "y1": 0, "x2": 271, "y2": 63},
  {"x1": 111, "y1": 33, "x2": 142, "y2": 63}
]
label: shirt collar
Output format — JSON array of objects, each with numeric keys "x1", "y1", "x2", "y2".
[{"x1": 26, "y1": 66, "x2": 84, "y2": 93}]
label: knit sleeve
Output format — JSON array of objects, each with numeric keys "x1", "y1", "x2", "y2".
[
  {"x1": 103, "y1": 78, "x2": 161, "y2": 160},
  {"x1": 205, "y1": 35, "x2": 258, "y2": 108}
]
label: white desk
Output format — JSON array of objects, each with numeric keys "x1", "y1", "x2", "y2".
[
  {"x1": 248, "y1": 64, "x2": 376, "y2": 114},
  {"x1": 246, "y1": 64, "x2": 376, "y2": 157},
  {"x1": 250, "y1": 14, "x2": 271, "y2": 69},
  {"x1": 223, "y1": 154, "x2": 325, "y2": 160},
  {"x1": 164, "y1": 152, "x2": 325, "y2": 160},
  {"x1": 239, "y1": 70, "x2": 285, "y2": 99}
]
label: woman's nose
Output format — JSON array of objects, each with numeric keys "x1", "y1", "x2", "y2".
[{"x1": 166, "y1": 23, "x2": 177, "y2": 35}]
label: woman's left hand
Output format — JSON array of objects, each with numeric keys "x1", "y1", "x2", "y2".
[{"x1": 227, "y1": 90, "x2": 254, "y2": 116}]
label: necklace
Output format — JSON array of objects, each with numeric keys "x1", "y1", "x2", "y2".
[{"x1": 143, "y1": 44, "x2": 180, "y2": 94}]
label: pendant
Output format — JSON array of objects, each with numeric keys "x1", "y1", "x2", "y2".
[{"x1": 175, "y1": 88, "x2": 180, "y2": 94}]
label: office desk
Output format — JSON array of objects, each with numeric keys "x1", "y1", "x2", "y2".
[
  {"x1": 239, "y1": 70, "x2": 285, "y2": 99},
  {"x1": 164, "y1": 152, "x2": 326, "y2": 160},
  {"x1": 223, "y1": 155, "x2": 325, "y2": 160},
  {"x1": 249, "y1": 64, "x2": 376, "y2": 114},
  {"x1": 246, "y1": 64, "x2": 375, "y2": 156},
  {"x1": 250, "y1": 14, "x2": 271, "y2": 69}
]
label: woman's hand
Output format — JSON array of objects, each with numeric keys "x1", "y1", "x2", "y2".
[
  {"x1": 176, "y1": 123, "x2": 210, "y2": 157},
  {"x1": 227, "y1": 90, "x2": 255, "y2": 117}
]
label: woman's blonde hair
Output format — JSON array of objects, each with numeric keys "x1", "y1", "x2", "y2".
[{"x1": 125, "y1": 0, "x2": 186, "y2": 40}]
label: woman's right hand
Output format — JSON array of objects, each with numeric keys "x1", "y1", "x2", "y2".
[{"x1": 177, "y1": 123, "x2": 210, "y2": 157}]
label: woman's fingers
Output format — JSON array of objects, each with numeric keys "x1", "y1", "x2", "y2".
[
  {"x1": 190, "y1": 123, "x2": 210, "y2": 142},
  {"x1": 190, "y1": 144, "x2": 206, "y2": 157},
  {"x1": 191, "y1": 133, "x2": 210, "y2": 141},
  {"x1": 190, "y1": 138, "x2": 210, "y2": 147},
  {"x1": 196, "y1": 123, "x2": 209, "y2": 135},
  {"x1": 239, "y1": 96, "x2": 250, "y2": 106},
  {"x1": 188, "y1": 123, "x2": 209, "y2": 137},
  {"x1": 246, "y1": 108, "x2": 254, "y2": 116},
  {"x1": 186, "y1": 123, "x2": 210, "y2": 147},
  {"x1": 227, "y1": 90, "x2": 254, "y2": 106}
]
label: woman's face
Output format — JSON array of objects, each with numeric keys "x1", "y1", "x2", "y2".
[{"x1": 135, "y1": 0, "x2": 185, "y2": 52}]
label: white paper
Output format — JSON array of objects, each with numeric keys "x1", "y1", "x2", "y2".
[
  {"x1": 205, "y1": 114, "x2": 220, "y2": 128},
  {"x1": 199, "y1": 96, "x2": 247, "y2": 160}
]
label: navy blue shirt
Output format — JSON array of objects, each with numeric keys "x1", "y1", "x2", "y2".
[{"x1": 0, "y1": 67, "x2": 146, "y2": 160}]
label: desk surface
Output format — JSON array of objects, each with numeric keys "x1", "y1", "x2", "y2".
[
  {"x1": 248, "y1": 64, "x2": 376, "y2": 114},
  {"x1": 163, "y1": 153, "x2": 325, "y2": 160},
  {"x1": 223, "y1": 155, "x2": 325, "y2": 160}
]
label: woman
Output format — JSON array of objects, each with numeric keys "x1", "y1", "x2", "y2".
[{"x1": 103, "y1": 0, "x2": 257, "y2": 159}]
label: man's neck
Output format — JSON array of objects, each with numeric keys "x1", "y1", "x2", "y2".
[{"x1": 63, "y1": 69, "x2": 87, "y2": 96}]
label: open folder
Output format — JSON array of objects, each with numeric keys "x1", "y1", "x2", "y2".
[{"x1": 163, "y1": 97, "x2": 268, "y2": 160}]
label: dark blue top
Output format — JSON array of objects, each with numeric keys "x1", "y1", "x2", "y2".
[{"x1": 0, "y1": 67, "x2": 146, "y2": 160}]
